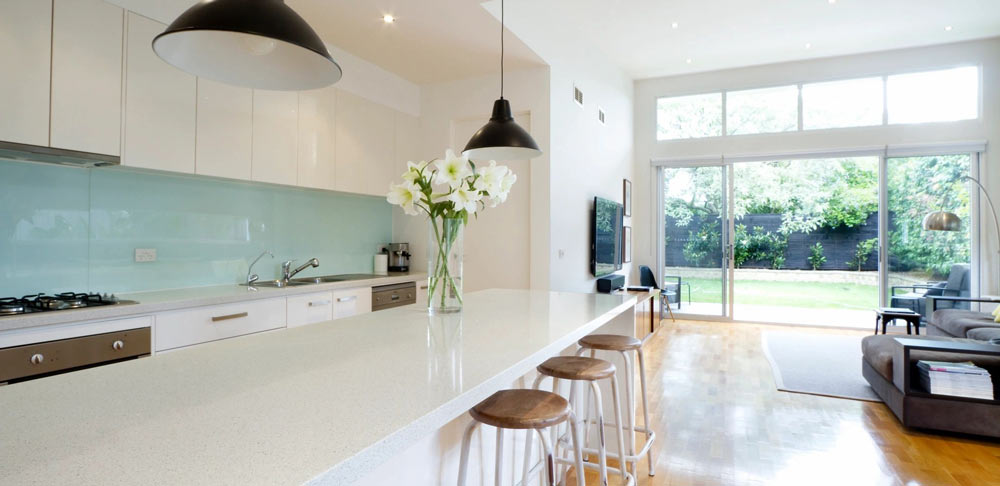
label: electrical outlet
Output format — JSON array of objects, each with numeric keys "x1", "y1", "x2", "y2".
[{"x1": 135, "y1": 248, "x2": 157, "y2": 263}]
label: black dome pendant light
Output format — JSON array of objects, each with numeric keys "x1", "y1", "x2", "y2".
[
  {"x1": 152, "y1": 0, "x2": 342, "y2": 91},
  {"x1": 462, "y1": 0, "x2": 542, "y2": 161}
]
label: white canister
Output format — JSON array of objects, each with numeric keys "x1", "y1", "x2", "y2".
[{"x1": 374, "y1": 254, "x2": 389, "y2": 275}]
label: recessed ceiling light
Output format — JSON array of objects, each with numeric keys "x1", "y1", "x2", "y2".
[
  {"x1": 828, "y1": 0, "x2": 836, "y2": 4},
  {"x1": 685, "y1": 58, "x2": 692, "y2": 64},
  {"x1": 671, "y1": 22, "x2": 679, "y2": 29},
  {"x1": 383, "y1": 14, "x2": 395, "y2": 23},
  {"x1": 805, "y1": 42, "x2": 812, "y2": 49},
  {"x1": 944, "y1": 25, "x2": 953, "y2": 31}
]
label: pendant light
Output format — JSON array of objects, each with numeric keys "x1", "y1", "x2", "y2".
[
  {"x1": 152, "y1": 0, "x2": 342, "y2": 91},
  {"x1": 462, "y1": 0, "x2": 542, "y2": 161}
]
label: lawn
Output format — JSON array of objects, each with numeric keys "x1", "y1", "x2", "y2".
[{"x1": 679, "y1": 277, "x2": 879, "y2": 310}]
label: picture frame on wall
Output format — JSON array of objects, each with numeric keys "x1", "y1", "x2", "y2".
[
  {"x1": 622, "y1": 225, "x2": 632, "y2": 263},
  {"x1": 623, "y1": 179, "x2": 632, "y2": 216}
]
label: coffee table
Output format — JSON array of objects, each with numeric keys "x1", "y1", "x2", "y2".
[{"x1": 875, "y1": 307, "x2": 921, "y2": 335}]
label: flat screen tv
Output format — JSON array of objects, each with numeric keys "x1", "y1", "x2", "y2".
[{"x1": 592, "y1": 196, "x2": 623, "y2": 277}]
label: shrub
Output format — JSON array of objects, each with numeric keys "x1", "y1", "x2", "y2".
[
  {"x1": 848, "y1": 238, "x2": 878, "y2": 271},
  {"x1": 808, "y1": 242, "x2": 826, "y2": 270},
  {"x1": 734, "y1": 224, "x2": 787, "y2": 269},
  {"x1": 682, "y1": 221, "x2": 721, "y2": 267}
]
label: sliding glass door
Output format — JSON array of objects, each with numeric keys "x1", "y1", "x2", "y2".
[
  {"x1": 886, "y1": 155, "x2": 974, "y2": 315},
  {"x1": 661, "y1": 165, "x2": 730, "y2": 318},
  {"x1": 656, "y1": 150, "x2": 980, "y2": 327}
]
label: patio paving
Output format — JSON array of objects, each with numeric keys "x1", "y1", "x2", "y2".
[{"x1": 672, "y1": 302, "x2": 912, "y2": 332}]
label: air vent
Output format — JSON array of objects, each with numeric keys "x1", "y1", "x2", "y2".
[
  {"x1": 598, "y1": 108, "x2": 606, "y2": 125},
  {"x1": 573, "y1": 86, "x2": 584, "y2": 106}
]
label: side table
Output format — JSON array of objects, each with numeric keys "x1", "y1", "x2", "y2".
[{"x1": 875, "y1": 307, "x2": 921, "y2": 335}]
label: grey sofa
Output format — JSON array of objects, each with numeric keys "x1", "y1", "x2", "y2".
[{"x1": 926, "y1": 295, "x2": 1000, "y2": 340}]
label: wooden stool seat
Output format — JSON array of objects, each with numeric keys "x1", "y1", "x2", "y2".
[
  {"x1": 578, "y1": 334, "x2": 642, "y2": 352},
  {"x1": 470, "y1": 389, "x2": 571, "y2": 430},
  {"x1": 537, "y1": 356, "x2": 616, "y2": 381}
]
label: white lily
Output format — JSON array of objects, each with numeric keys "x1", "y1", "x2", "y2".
[
  {"x1": 491, "y1": 170, "x2": 517, "y2": 205},
  {"x1": 445, "y1": 186, "x2": 483, "y2": 215},
  {"x1": 402, "y1": 160, "x2": 429, "y2": 184},
  {"x1": 474, "y1": 160, "x2": 509, "y2": 197},
  {"x1": 433, "y1": 150, "x2": 473, "y2": 189},
  {"x1": 386, "y1": 182, "x2": 423, "y2": 216}
]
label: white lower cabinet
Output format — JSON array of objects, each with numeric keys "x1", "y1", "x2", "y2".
[
  {"x1": 154, "y1": 298, "x2": 285, "y2": 352},
  {"x1": 286, "y1": 291, "x2": 334, "y2": 328},
  {"x1": 333, "y1": 287, "x2": 372, "y2": 320},
  {"x1": 415, "y1": 281, "x2": 429, "y2": 309}
]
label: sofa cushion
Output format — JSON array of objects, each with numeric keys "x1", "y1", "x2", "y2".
[
  {"x1": 930, "y1": 309, "x2": 999, "y2": 337},
  {"x1": 861, "y1": 334, "x2": 1000, "y2": 382},
  {"x1": 967, "y1": 327, "x2": 1000, "y2": 341}
]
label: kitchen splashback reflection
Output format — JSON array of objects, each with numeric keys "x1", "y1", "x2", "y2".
[{"x1": 0, "y1": 159, "x2": 391, "y2": 296}]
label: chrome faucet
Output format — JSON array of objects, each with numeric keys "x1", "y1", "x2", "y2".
[
  {"x1": 246, "y1": 250, "x2": 274, "y2": 286},
  {"x1": 282, "y1": 258, "x2": 319, "y2": 281}
]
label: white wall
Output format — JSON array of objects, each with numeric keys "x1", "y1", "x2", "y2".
[
  {"x1": 392, "y1": 67, "x2": 550, "y2": 292},
  {"x1": 492, "y1": 2, "x2": 636, "y2": 294},
  {"x1": 633, "y1": 37, "x2": 1000, "y2": 293}
]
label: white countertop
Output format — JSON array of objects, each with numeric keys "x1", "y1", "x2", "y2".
[
  {"x1": 0, "y1": 289, "x2": 637, "y2": 485},
  {"x1": 0, "y1": 273, "x2": 424, "y2": 333}
]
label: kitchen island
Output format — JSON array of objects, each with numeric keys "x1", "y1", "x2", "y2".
[{"x1": 0, "y1": 289, "x2": 640, "y2": 485}]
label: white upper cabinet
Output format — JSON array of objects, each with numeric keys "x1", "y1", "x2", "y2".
[
  {"x1": 335, "y1": 90, "x2": 396, "y2": 196},
  {"x1": 297, "y1": 86, "x2": 336, "y2": 190},
  {"x1": 394, "y1": 111, "x2": 420, "y2": 178},
  {"x1": 122, "y1": 13, "x2": 196, "y2": 173},
  {"x1": 252, "y1": 90, "x2": 299, "y2": 186},
  {"x1": 0, "y1": 0, "x2": 52, "y2": 147},
  {"x1": 196, "y1": 78, "x2": 252, "y2": 180},
  {"x1": 50, "y1": 0, "x2": 124, "y2": 156}
]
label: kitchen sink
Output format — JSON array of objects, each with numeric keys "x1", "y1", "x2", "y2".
[
  {"x1": 247, "y1": 279, "x2": 313, "y2": 288},
  {"x1": 289, "y1": 276, "x2": 350, "y2": 284}
]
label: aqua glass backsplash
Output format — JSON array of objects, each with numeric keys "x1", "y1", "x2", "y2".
[{"x1": 0, "y1": 159, "x2": 392, "y2": 296}]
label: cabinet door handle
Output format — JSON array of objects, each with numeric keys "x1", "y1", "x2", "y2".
[
  {"x1": 211, "y1": 312, "x2": 248, "y2": 322},
  {"x1": 308, "y1": 300, "x2": 332, "y2": 307},
  {"x1": 419, "y1": 285, "x2": 428, "y2": 290},
  {"x1": 336, "y1": 296, "x2": 357, "y2": 303}
]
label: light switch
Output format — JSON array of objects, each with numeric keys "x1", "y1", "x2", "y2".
[{"x1": 135, "y1": 248, "x2": 157, "y2": 263}]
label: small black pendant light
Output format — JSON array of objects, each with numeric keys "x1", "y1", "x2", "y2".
[
  {"x1": 462, "y1": 0, "x2": 542, "y2": 161},
  {"x1": 152, "y1": 0, "x2": 342, "y2": 91}
]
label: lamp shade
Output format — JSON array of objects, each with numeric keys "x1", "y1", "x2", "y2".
[
  {"x1": 152, "y1": 0, "x2": 342, "y2": 91},
  {"x1": 923, "y1": 211, "x2": 963, "y2": 231},
  {"x1": 463, "y1": 99, "x2": 542, "y2": 161}
]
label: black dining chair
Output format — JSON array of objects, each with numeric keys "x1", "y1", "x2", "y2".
[{"x1": 639, "y1": 265, "x2": 676, "y2": 322}]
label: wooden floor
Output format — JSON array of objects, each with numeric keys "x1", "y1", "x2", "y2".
[{"x1": 572, "y1": 320, "x2": 1000, "y2": 486}]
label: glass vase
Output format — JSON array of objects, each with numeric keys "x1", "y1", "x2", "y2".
[{"x1": 427, "y1": 216, "x2": 464, "y2": 314}]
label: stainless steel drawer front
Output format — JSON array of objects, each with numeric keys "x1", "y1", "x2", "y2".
[
  {"x1": 0, "y1": 327, "x2": 151, "y2": 383},
  {"x1": 372, "y1": 282, "x2": 416, "y2": 311}
]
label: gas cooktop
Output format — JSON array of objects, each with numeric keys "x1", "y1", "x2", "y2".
[{"x1": 0, "y1": 292, "x2": 135, "y2": 317}]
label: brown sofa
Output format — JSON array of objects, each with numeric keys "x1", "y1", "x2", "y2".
[
  {"x1": 861, "y1": 334, "x2": 1000, "y2": 437},
  {"x1": 926, "y1": 295, "x2": 1000, "y2": 340}
]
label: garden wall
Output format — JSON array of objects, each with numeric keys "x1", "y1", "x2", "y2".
[{"x1": 665, "y1": 213, "x2": 879, "y2": 271}]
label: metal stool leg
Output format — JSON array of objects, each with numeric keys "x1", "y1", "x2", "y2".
[
  {"x1": 457, "y1": 420, "x2": 479, "y2": 486},
  {"x1": 609, "y1": 372, "x2": 630, "y2": 486},
  {"x1": 636, "y1": 348, "x2": 654, "y2": 477}
]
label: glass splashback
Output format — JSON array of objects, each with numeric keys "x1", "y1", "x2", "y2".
[{"x1": 0, "y1": 160, "x2": 392, "y2": 296}]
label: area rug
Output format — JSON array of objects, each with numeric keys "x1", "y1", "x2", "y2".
[{"x1": 761, "y1": 331, "x2": 881, "y2": 402}]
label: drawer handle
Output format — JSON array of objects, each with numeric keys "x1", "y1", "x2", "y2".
[
  {"x1": 419, "y1": 285, "x2": 428, "y2": 290},
  {"x1": 112, "y1": 340, "x2": 125, "y2": 351},
  {"x1": 212, "y1": 312, "x2": 249, "y2": 322},
  {"x1": 390, "y1": 294, "x2": 400, "y2": 301},
  {"x1": 308, "y1": 300, "x2": 332, "y2": 307},
  {"x1": 337, "y1": 296, "x2": 357, "y2": 303},
  {"x1": 30, "y1": 353, "x2": 44, "y2": 365}
]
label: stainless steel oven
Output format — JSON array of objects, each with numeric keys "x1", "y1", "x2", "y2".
[{"x1": 0, "y1": 327, "x2": 151, "y2": 384}]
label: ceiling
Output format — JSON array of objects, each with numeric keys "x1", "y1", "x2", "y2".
[
  {"x1": 109, "y1": 0, "x2": 546, "y2": 85},
  {"x1": 500, "y1": 0, "x2": 1000, "y2": 80},
  {"x1": 111, "y1": 0, "x2": 1000, "y2": 83}
]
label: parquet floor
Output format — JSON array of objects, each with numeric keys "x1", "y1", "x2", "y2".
[{"x1": 572, "y1": 320, "x2": 1000, "y2": 486}]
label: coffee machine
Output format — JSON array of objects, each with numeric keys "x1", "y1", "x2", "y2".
[{"x1": 387, "y1": 243, "x2": 411, "y2": 272}]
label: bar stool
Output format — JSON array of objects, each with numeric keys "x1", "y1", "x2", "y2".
[
  {"x1": 528, "y1": 356, "x2": 632, "y2": 486},
  {"x1": 577, "y1": 334, "x2": 656, "y2": 477},
  {"x1": 457, "y1": 389, "x2": 586, "y2": 486}
]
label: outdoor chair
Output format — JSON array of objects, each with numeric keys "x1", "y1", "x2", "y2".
[
  {"x1": 890, "y1": 263, "x2": 971, "y2": 320},
  {"x1": 639, "y1": 265, "x2": 676, "y2": 321}
]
